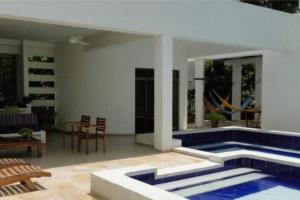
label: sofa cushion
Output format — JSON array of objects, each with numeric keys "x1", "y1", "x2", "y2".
[{"x1": 0, "y1": 114, "x2": 40, "y2": 134}]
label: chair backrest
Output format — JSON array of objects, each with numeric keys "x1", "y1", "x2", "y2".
[
  {"x1": 80, "y1": 115, "x2": 91, "y2": 130},
  {"x1": 80, "y1": 115, "x2": 91, "y2": 126},
  {"x1": 96, "y1": 117, "x2": 106, "y2": 133}
]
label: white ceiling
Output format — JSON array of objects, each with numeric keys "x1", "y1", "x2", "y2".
[{"x1": 0, "y1": 18, "x2": 102, "y2": 41}]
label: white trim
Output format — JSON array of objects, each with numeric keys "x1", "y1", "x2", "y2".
[
  {"x1": 196, "y1": 50, "x2": 266, "y2": 61},
  {"x1": 91, "y1": 161, "x2": 221, "y2": 200},
  {"x1": 173, "y1": 126, "x2": 300, "y2": 138},
  {"x1": 0, "y1": 38, "x2": 21, "y2": 46}
]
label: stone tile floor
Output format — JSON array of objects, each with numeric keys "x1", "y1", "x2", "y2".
[{"x1": 0, "y1": 132, "x2": 204, "y2": 200}]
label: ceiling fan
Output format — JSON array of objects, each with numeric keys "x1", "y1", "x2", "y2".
[
  {"x1": 49, "y1": 36, "x2": 90, "y2": 46},
  {"x1": 68, "y1": 36, "x2": 89, "y2": 46}
]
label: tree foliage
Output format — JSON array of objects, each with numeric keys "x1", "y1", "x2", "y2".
[{"x1": 241, "y1": 0, "x2": 299, "y2": 13}]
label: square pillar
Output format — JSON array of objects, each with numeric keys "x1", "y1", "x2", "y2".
[
  {"x1": 232, "y1": 61, "x2": 242, "y2": 120},
  {"x1": 255, "y1": 58, "x2": 262, "y2": 121},
  {"x1": 154, "y1": 35, "x2": 173, "y2": 151},
  {"x1": 195, "y1": 58, "x2": 204, "y2": 127},
  {"x1": 255, "y1": 58, "x2": 262, "y2": 107},
  {"x1": 179, "y1": 66, "x2": 188, "y2": 130}
]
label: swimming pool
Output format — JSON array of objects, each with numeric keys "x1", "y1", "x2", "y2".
[
  {"x1": 91, "y1": 127, "x2": 300, "y2": 200},
  {"x1": 168, "y1": 127, "x2": 300, "y2": 199},
  {"x1": 131, "y1": 158, "x2": 300, "y2": 200}
]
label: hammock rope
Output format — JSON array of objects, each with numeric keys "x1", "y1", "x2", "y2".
[
  {"x1": 204, "y1": 95, "x2": 230, "y2": 113},
  {"x1": 212, "y1": 90, "x2": 253, "y2": 111},
  {"x1": 209, "y1": 92, "x2": 237, "y2": 115}
]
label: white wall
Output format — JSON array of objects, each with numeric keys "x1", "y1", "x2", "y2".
[
  {"x1": 56, "y1": 36, "x2": 188, "y2": 134},
  {"x1": 262, "y1": 51, "x2": 300, "y2": 132},
  {"x1": 0, "y1": 1, "x2": 296, "y2": 51}
]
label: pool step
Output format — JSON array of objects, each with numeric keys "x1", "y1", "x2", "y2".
[
  {"x1": 173, "y1": 172, "x2": 270, "y2": 198},
  {"x1": 155, "y1": 168, "x2": 258, "y2": 191}
]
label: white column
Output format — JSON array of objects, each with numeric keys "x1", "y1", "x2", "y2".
[
  {"x1": 254, "y1": 58, "x2": 262, "y2": 121},
  {"x1": 255, "y1": 58, "x2": 262, "y2": 107},
  {"x1": 154, "y1": 35, "x2": 173, "y2": 151},
  {"x1": 195, "y1": 58, "x2": 204, "y2": 127},
  {"x1": 232, "y1": 61, "x2": 242, "y2": 120},
  {"x1": 22, "y1": 40, "x2": 29, "y2": 96},
  {"x1": 179, "y1": 62, "x2": 188, "y2": 130}
]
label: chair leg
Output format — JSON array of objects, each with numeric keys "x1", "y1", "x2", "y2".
[
  {"x1": 86, "y1": 138, "x2": 89, "y2": 155},
  {"x1": 78, "y1": 137, "x2": 81, "y2": 152},
  {"x1": 62, "y1": 132, "x2": 65, "y2": 148},
  {"x1": 96, "y1": 138, "x2": 98, "y2": 151},
  {"x1": 21, "y1": 179, "x2": 36, "y2": 191},
  {"x1": 71, "y1": 135, "x2": 74, "y2": 150},
  {"x1": 103, "y1": 137, "x2": 106, "y2": 153}
]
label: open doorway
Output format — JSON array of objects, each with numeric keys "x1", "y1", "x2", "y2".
[
  {"x1": 135, "y1": 68, "x2": 179, "y2": 134},
  {"x1": 188, "y1": 56, "x2": 262, "y2": 128}
]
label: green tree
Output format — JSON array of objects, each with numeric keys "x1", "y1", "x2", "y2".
[{"x1": 241, "y1": 0, "x2": 299, "y2": 13}]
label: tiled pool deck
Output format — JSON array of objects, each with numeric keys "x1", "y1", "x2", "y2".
[{"x1": 0, "y1": 132, "x2": 204, "y2": 200}]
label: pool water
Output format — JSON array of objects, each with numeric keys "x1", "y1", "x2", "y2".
[{"x1": 154, "y1": 168, "x2": 300, "y2": 200}]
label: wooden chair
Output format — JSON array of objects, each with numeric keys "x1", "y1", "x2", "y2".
[
  {"x1": 95, "y1": 117, "x2": 107, "y2": 153},
  {"x1": 62, "y1": 115, "x2": 91, "y2": 149},
  {"x1": 77, "y1": 115, "x2": 91, "y2": 154},
  {"x1": 0, "y1": 164, "x2": 51, "y2": 191},
  {"x1": 78, "y1": 117, "x2": 107, "y2": 155}
]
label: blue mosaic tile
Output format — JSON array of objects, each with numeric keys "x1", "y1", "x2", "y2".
[
  {"x1": 265, "y1": 161, "x2": 278, "y2": 175},
  {"x1": 277, "y1": 164, "x2": 292, "y2": 179},
  {"x1": 252, "y1": 159, "x2": 266, "y2": 171}
]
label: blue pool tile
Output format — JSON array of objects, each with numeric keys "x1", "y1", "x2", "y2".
[
  {"x1": 292, "y1": 137, "x2": 300, "y2": 150},
  {"x1": 291, "y1": 167, "x2": 300, "y2": 180},
  {"x1": 251, "y1": 159, "x2": 266, "y2": 171},
  {"x1": 241, "y1": 158, "x2": 251, "y2": 168},
  {"x1": 266, "y1": 161, "x2": 278, "y2": 175},
  {"x1": 277, "y1": 164, "x2": 292, "y2": 179}
]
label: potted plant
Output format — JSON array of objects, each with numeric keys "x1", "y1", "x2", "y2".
[
  {"x1": 18, "y1": 128, "x2": 33, "y2": 140},
  {"x1": 205, "y1": 112, "x2": 226, "y2": 128}
]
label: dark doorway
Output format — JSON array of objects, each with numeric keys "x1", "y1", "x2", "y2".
[
  {"x1": 135, "y1": 68, "x2": 179, "y2": 134},
  {"x1": 173, "y1": 70, "x2": 179, "y2": 131},
  {"x1": 135, "y1": 69, "x2": 154, "y2": 134}
]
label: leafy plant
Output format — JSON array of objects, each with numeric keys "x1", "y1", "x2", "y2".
[
  {"x1": 18, "y1": 128, "x2": 33, "y2": 139},
  {"x1": 241, "y1": 0, "x2": 299, "y2": 13},
  {"x1": 205, "y1": 112, "x2": 226, "y2": 122}
]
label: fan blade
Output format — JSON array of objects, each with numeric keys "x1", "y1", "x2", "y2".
[
  {"x1": 77, "y1": 40, "x2": 90, "y2": 46},
  {"x1": 71, "y1": 36, "x2": 83, "y2": 40}
]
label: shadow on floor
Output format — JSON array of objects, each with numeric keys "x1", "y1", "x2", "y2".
[{"x1": 0, "y1": 182, "x2": 45, "y2": 197}]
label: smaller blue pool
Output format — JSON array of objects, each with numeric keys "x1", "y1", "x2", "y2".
[
  {"x1": 167, "y1": 129, "x2": 300, "y2": 199},
  {"x1": 131, "y1": 158, "x2": 300, "y2": 200}
]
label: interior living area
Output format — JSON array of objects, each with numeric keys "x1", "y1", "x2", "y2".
[{"x1": 1, "y1": 0, "x2": 300, "y2": 200}]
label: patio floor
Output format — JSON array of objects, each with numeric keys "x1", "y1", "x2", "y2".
[{"x1": 0, "y1": 132, "x2": 204, "y2": 200}]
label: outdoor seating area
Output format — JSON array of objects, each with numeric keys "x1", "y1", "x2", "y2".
[{"x1": 63, "y1": 115, "x2": 107, "y2": 155}]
